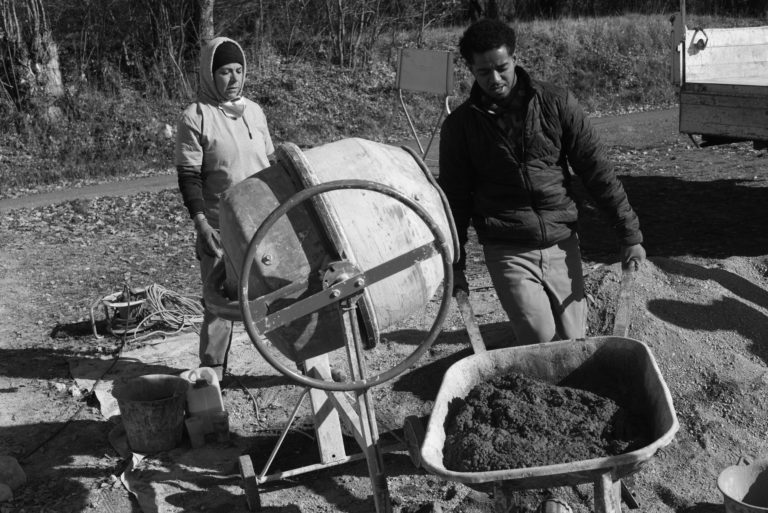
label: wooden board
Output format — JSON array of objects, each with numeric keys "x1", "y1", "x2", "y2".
[
  {"x1": 684, "y1": 25, "x2": 768, "y2": 84},
  {"x1": 680, "y1": 83, "x2": 768, "y2": 140}
]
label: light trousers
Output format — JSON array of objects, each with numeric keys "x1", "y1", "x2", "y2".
[
  {"x1": 483, "y1": 233, "x2": 586, "y2": 346},
  {"x1": 197, "y1": 234, "x2": 233, "y2": 374}
]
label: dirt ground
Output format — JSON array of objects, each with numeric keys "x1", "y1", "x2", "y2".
[{"x1": 1, "y1": 107, "x2": 768, "y2": 513}]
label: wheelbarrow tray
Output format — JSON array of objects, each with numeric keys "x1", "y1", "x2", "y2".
[{"x1": 420, "y1": 336, "x2": 679, "y2": 491}]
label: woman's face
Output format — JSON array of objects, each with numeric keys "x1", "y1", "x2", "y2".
[{"x1": 214, "y1": 63, "x2": 243, "y2": 100}]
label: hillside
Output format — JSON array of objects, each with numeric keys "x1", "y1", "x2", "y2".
[{"x1": 1, "y1": 13, "x2": 684, "y2": 198}]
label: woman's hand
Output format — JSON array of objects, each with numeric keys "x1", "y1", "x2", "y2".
[{"x1": 194, "y1": 214, "x2": 223, "y2": 258}]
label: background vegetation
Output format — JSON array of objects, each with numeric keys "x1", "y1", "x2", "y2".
[{"x1": 1, "y1": 0, "x2": 766, "y2": 198}]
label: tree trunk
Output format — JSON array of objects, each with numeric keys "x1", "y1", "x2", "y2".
[
  {"x1": 0, "y1": 0, "x2": 63, "y2": 110},
  {"x1": 199, "y1": 0, "x2": 215, "y2": 46}
]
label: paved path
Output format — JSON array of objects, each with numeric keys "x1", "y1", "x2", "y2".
[
  {"x1": 0, "y1": 174, "x2": 178, "y2": 212},
  {"x1": 0, "y1": 109, "x2": 679, "y2": 213}
]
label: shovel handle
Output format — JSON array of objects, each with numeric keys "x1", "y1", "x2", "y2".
[
  {"x1": 455, "y1": 289, "x2": 487, "y2": 354},
  {"x1": 613, "y1": 259, "x2": 639, "y2": 338}
]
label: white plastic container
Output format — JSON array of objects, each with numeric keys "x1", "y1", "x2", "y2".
[{"x1": 180, "y1": 367, "x2": 224, "y2": 434}]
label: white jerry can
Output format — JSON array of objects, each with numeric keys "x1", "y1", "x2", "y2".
[{"x1": 180, "y1": 367, "x2": 224, "y2": 435}]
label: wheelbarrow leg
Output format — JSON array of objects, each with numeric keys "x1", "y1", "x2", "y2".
[
  {"x1": 492, "y1": 482, "x2": 525, "y2": 513},
  {"x1": 594, "y1": 473, "x2": 622, "y2": 513}
]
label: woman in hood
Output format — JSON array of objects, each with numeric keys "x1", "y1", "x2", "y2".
[{"x1": 175, "y1": 37, "x2": 275, "y2": 383}]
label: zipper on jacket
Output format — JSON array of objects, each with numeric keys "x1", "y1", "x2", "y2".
[
  {"x1": 519, "y1": 134, "x2": 547, "y2": 242},
  {"x1": 473, "y1": 101, "x2": 547, "y2": 242},
  {"x1": 471, "y1": 104, "x2": 521, "y2": 166}
]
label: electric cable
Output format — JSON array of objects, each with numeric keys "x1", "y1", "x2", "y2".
[{"x1": 90, "y1": 283, "x2": 205, "y2": 342}]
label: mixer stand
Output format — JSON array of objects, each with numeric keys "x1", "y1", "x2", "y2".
[
  {"x1": 222, "y1": 179, "x2": 455, "y2": 513},
  {"x1": 238, "y1": 295, "x2": 395, "y2": 512}
]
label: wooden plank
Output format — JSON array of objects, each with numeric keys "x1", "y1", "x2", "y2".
[
  {"x1": 680, "y1": 89, "x2": 768, "y2": 107},
  {"x1": 682, "y1": 81, "x2": 768, "y2": 97},
  {"x1": 688, "y1": 76, "x2": 768, "y2": 86},
  {"x1": 684, "y1": 25, "x2": 768, "y2": 82},
  {"x1": 679, "y1": 83, "x2": 768, "y2": 140},
  {"x1": 680, "y1": 91, "x2": 768, "y2": 116},
  {"x1": 686, "y1": 25, "x2": 768, "y2": 48},
  {"x1": 680, "y1": 104, "x2": 768, "y2": 140},
  {"x1": 687, "y1": 61, "x2": 768, "y2": 83},
  {"x1": 680, "y1": 106, "x2": 768, "y2": 134},
  {"x1": 304, "y1": 354, "x2": 348, "y2": 464}
]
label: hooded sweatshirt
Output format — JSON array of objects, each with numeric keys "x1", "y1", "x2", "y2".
[{"x1": 175, "y1": 37, "x2": 275, "y2": 229}]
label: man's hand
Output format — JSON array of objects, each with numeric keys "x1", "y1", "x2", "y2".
[
  {"x1": 194, "y1": 215, "x2": 223, "y2": 258},
  {"x1": 621, "y1": 244, "x2": 646, "y2": 270},
  {"x1": 453, "y1": 268, "x2": 469, "y2": 297}
]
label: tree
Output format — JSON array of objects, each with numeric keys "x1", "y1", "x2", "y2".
[
  {"x1": 198, "y1": 0, "x2": 214, "y2": 46},
  {"x1": 0, "y1": 0, "x2": 63, "y2": 110}
]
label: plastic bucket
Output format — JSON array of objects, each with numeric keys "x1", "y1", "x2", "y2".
[
  {"x1": 718, "y1": 459, "x2": 768, "y2": 512},
  {"x1": 115, "y1": 374, "x2": 189, "y2": 453}
]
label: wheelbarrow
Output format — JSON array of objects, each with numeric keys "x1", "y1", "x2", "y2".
[{"x1": 404, "y1": 264, "x2": 680, "y2": 513}]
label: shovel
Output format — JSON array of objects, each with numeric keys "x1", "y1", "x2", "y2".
[
  {"x1": 613, "y1": 259, "x2": 639, "y2": 338},
  {"x1": 612, "y1": 259, "x2": 642, "y2": 509},
  {"x1": 454, "y1": 289, "x2": 486, "y2": 354}
]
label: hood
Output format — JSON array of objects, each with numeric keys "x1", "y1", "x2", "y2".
[{"x1": 198, "y1": 37, "x2": 247, "y2": 104}]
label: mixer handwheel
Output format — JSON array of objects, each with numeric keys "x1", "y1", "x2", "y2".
[{"x1": 238, "y1": 179, "x2": 454, "y2": 392}]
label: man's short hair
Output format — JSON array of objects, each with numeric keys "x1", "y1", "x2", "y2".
[{"x1": 458, "y1": 19, "x2": 517, "y2": 64}]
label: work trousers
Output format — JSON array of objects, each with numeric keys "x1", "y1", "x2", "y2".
[
  {"x1": 197, "y1": 234, "x2": 233, "y2": 377},
  {"x1": 483, "y1": 233, "x2": 586, "y2": 346}
]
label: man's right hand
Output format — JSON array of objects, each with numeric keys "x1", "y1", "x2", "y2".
[
  {"x1": 453, "y1": 269, "x2": 469, "y2": 297},
  {"x1": 194, "y1": 215, "x2": 223, "y2": 258}
]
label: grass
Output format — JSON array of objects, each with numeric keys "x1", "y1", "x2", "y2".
[{"x1": 0, "y1": 12, "x2": 760, "y2": 197}]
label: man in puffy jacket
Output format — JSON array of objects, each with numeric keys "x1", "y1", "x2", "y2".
[{"x1": 439, "y1": 19, "x2": 645, "y2": 346}]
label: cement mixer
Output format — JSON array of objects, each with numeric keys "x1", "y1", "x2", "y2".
[{"x1": 203, "y1": 138, "x2": 457, "y2": 512}]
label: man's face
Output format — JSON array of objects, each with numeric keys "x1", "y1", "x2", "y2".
[{"x1": 469, "y1": 45, "x2": 517, "y2": 102}]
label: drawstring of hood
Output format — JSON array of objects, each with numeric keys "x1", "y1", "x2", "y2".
[{"x1": 242, "y1": 116, "x2": 253, "y2": 139}]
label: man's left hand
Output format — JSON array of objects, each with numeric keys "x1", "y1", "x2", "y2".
[{"x1": 621, "y1": 244, "x2": 646, "y2": 270}]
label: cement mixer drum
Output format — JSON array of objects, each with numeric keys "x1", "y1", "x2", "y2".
[{"x1": 215, "y1": 138, "x2": 456, "y2": 363}]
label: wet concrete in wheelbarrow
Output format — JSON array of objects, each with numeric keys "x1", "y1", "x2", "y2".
[{"x1": 443, "y1": 372, "x2": 651, "y2": 473}]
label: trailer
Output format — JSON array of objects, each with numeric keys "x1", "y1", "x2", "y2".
[{"x1": 671, "y1": 0, "x2": 768, "y2": 148}]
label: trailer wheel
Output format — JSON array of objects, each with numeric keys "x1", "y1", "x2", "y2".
[
  {"x1": 403, "y1": 415, "x2": 425, "y2": 468},
  {"x1": 239, "y1": 454, "x2": 261, "y2": 511}
]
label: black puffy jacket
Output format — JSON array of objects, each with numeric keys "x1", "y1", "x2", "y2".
[{"x1": 438, "y1": 66, "x2": 642, "y2": 264}]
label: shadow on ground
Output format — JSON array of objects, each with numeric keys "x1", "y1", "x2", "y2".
[{"x1": 578, "y1": 174, "x2": 768, "y2": 262}]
